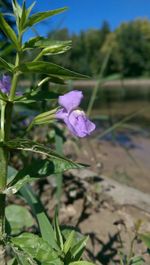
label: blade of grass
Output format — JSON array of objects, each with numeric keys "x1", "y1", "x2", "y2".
[
  {"x1": 87, "y1": 49, "x2": 111, "y2": 116},
  {"x1": 19, "y1": 185, "x2": 59, "y2": 250},
  {"x1": 98, "y1": 107, "x2": 150, "y2": 139}
]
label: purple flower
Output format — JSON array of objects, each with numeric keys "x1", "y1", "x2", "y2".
[
  {"x1": 0, "y1": 75, "x2": 11, "y2": 94},
  {"x1": 56, "y1": 90, "x2": 96, "y2": 137}
]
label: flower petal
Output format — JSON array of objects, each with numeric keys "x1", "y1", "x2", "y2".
[
  {"x1": 68, "y1": 110, "x2": 96, "y2": 137},
  {"x1": 58, "y1": 90, "x2": 83, "y2": 112},
  {"x1": 0, "y1": 75, "x2": 11, "y2": 94}
]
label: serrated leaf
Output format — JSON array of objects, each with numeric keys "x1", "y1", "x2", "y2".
[
  {"x1": 6, "y1": 204, "x2": 34, "y2": 234},
  {"x1": 19, "y1": 61, "x2": 88, "y2": 80},
  {"x1": 4, "y1": 138, "x2": 83, "y2": 172},
  {"x1": 0, "y1": 13, "x2": 18, "y2": 48},
  {"x1": 25, "y1": 7, "x2": 67, "y2": 28},
  {"x1": 12, "y1": 233, "x2": 62, "y2": 265},
  {"x1": 4, "y1": 139, "x2": 84, "y2": 194},
  {"x1": 6, "y1": 157, "x2": 79, "y2": 194},
  {"x1": 0, "y1": 56, "x2": 14, "y2": 72}
]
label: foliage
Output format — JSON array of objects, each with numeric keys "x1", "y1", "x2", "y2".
[
  {"x1": 48, "y1": 19, "x2": 150, "y2": 77},
  {"x1": 0, "y1": 1, "x2": 95, "y2": 264}
]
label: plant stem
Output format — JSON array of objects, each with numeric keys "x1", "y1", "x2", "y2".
[{"x1": 0, "y1": 46, "x2": 21, "y2": 263}]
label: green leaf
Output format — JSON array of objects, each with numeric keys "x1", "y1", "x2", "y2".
[
  {"x1": 14, "y1": 90, "x2": 60, "y2": 103},
  {"x1": 25, "y1": 7, "x2": 67, "y2": 28},
  {"x1": 0, "y1": 56, "x2": 14, "y2": 72},
  {"x1": 6, "y1": 205, "x2": 34, "y2": 234},
  {"x1": 12, "y1": 247, "x2": 36, "y2": 265},
  {"x1": 38, "y1": 40, "x2": 72, "y2": 56},
  {"x1": 19, "y1": 184, "x2": 59, "y2": 251},
  {"x1": 130, "y1": 256, "x2": 145, "y2": 265},
  {"x1": 30, "y1": 108, "x2": 57, "y2": 126},
  {"x1": 53, "y1": 210, "x2": 64, "y2": 251},
  {"x1": 12, "y1": 233, "x2": 62, "y2": 265},
  {"x1": 0, "y1": 13, "x2": 18, "y2": 48},
  {"x1": 23, "y1": 36, "x2": 44, "y2": 50},
  {"x1": 23, "y1": 38, "x2": 72, "y2": 55},
  {"x1": 139, "y1": 233, "x2": 150, "y2": 248},
  {"x1": 19, "y1": 61, "x2": 88, "y2": 80},
  {"x1": 5, "y1": 158, "x2": 71, "y2": 194},
  {"x1": 12, "y1": 0, "x2": 22, "y2": 19},
  {"x1": 69, "y1": 261, "x2": 96, "y2": 265},
  {"x1": 4, "y1": 138, "x2": 83, "y2": 172},
  {"x1": 71, "y1": 236, "x2": 89, "y2": 261},
  {"x1": 63, "y1": 231, "x2": 75, "y2": 254},
  {"x1": 26, "y1": 2, "x2": 36, "y2": 19},
  {"x1": 20, "y1": 1, "x2": 27, "y2": 31},
  {"x1": 0, "y1": 89, "x2": 8, "y2": 101},
  {"x1": 7, "y1": 165, "x2": 18, "y2": 184}
]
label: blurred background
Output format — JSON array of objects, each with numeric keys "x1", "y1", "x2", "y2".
[
  {"x1": 10, "y1": 0, "x2": 150, "y2": 192},
  {"x1": 1, "y1": 1, "x2": 150, "y2": 264}
]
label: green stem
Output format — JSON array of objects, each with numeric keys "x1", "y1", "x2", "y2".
[
  {"x1": 0, "y1": 101, "x2": 6, "y2": 141},
  {"x1": 9, "y1": 53, "x2": 20, "y2": 102},
  {"x1": 0, "y1": 147, "x2": 8, "y2": 237},
  {"x1": 0, "y1": 49, "x2": 21, "y2": 239}
]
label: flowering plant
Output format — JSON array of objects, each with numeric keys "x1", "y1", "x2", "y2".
[{"x1": 0, "y1": 1, "x2": 95, "y2": 264}]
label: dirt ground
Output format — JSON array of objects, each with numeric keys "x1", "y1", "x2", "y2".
[{"x1": 58, "y1": 132, "x2": 150, "y2": 264}]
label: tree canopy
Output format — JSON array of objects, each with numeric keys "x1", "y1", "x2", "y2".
[{"x1": 48, "y1": 19, "x2": 150, "y2": 78}]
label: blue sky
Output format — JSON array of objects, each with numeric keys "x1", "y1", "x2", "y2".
[{"x1": 24, "y1": 0, "x2": 150, "y2": 40}]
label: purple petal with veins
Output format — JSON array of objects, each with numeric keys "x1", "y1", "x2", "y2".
[{"x1": 56, "y1": 90, "x2": 96, "y2": 138}]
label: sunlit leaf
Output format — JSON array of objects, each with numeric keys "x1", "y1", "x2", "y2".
[
  {"x1": 25, "y1": 7, "x2": 67, "y2": 28},
  {"x1": 12, "y1": 233, "x2": 62, "y2": 264},
  {"x1": 71, "y1": 236, "x2": 89, "y2": 261},
  {"x1": 63, "y1": 231, "x2": 75, "y2": 254},
  {"x1": 19, "y1": 61, "x2": 88, "y2": 80},
  {"x1": 38, "y1": 40, "x2": 72, "y2": 56},
  {"x1": 0, "y1": 13, "x2": 18, "y2": 48}
]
